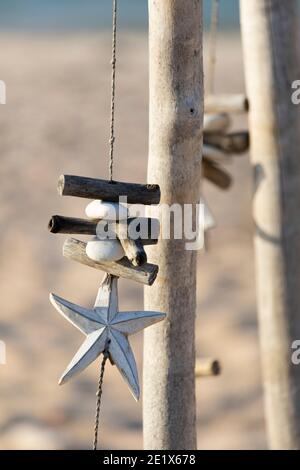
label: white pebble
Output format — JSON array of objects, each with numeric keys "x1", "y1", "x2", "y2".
[
  {"x1": 85, "y1": 200, "x2": 128, "y2": 221},
  {"x1": 86, "y1": 238, "x2": 124, "y2": 262}
]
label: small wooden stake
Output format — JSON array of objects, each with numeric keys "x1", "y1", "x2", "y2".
[
  {"x1": 205, "y1": 94, "x2": 249, "y2": 114},
  {"x1": 48, "y1": 215, "x2": 159, "y2": 246},
  {"x1": 202, "y1": 158, "x2": 232, "y2": 190},
  {"x1": 58, "y1": 175, "x2": 161, "y2": 205},
  {"x1": 63, "y1": 238, "x2": 158, "y2": 286},
  {"x1": 195, "y1": 359, "x2": 221, "y2": 378},
  {"x1": 117, "y1": 220, "x2": 147, "y2": 267}
]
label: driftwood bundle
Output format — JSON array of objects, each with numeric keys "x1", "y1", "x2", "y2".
[
  {"x1": 50, "y1": 175, "x2": 162, "y2": 281},
  {"x1": 202, "y1": 95, "x2": 250, "y2": 191}
]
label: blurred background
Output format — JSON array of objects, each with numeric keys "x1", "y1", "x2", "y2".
[{"x1": 0, "y1": 0, "x2": 289, "y2": 450}]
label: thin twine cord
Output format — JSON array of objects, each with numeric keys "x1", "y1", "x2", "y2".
[
  {"x1": 109, "y1": 0, "x2": 117, "y2": 182},
  {"x1": 93, "y1": 349, "x2": 110, "y2": 451},
  {"x1": 207, "y1": 0, "x2": 220, "y2": 95},
  {"x1": 93, "y1": 1, "x2": 118, "y2": 449}
]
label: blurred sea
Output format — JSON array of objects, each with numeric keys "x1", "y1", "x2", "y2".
[{"x1": 0, "y1": 0, "x2": 242, "y2": 32}]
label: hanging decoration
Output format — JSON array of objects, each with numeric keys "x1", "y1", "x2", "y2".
[
  {"x1": 202, "y1": 0, "x2": 250, "y2": 235},
  {"x1": 48, "y1": 0, "x2": 166, "y2": 450}
]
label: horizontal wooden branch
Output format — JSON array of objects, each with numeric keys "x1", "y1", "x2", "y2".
[
  {"x1": 48, "y1": 216, "x2": 159, "y2": 245},
  {"x1": 202, "y1": 158, "x2": 232, "y2": 190},
  {"x1": 205, "y1": 94, "x2": 249, "y2": 114},
  {"x1": 203, "y1": 113, "x2": 231, "y2": 134},
  {"x1": 195, "y1": 359, "x2": 221, "y2": 378},
  {"x1": 49, "y1": 215, "x2": 96, "y2": 235},
  {"x1": 63, "y1": 238, "x2": 159, "y2": 286},
  {"x1": 58, "y1": 175, "x2": 161, "y2": 205},
  {"x1": 204, "y1": 131, "x2": 249, "y2": 154}
]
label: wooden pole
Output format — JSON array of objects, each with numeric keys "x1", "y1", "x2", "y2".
[
  {"x1": 143, "y1": 0, "x2": 203, "y2": 450},
  {"x1": 240, "y1": 0, "x2": 300, "y2": 449}
]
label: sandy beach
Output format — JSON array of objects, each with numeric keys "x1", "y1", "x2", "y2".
[{"x1": 0, "y1": 32, "x2": 266, "y2": 449}]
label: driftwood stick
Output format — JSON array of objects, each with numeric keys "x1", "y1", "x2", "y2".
[
  {"x1": 195, "y1": 359, "x2": 221, "y2": 378},
  {"x1": 58, "y1": 175, "x2": 161, "y2": 205},
  {"x1": 116, "y1": 221, "x2": 147, "y2": 267},
  {"x1": 63, "y1": 238, "x2": 158, "y2": 286},
  {"x1": 48, "y1": 216, "x2": 159, "y2": 246},
  {"x1": 202, "y1": 158, "x2": 232, "y2": 190},
  {"x1": 204, "y1": 131, "x2": 250, "y2": 154},
  {"x1": 205, "y1": 94, "x2": 249, "y2": 114},
  {"x1": 49, "y1": 215, "x2": 96, "y2": 235},
  {"x1": 203, "y1": 113, "x2": 231, "y2": 134}
]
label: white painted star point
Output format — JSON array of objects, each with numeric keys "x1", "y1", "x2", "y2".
[{"x1": 50, "y1": 275, "x2": 165, "y2": 401}]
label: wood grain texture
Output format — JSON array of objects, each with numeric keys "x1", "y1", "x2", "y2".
[
  {"x1": 241, "y1": 0, "x2": 300, "y2": 449},
  {"x1": 63, "y1": 238, "x2": 158, "y2": 286},
  {"x1": 144, "y1": 0, "x2": 202, "y2": 450},
  {"x1": 58, "y1": 175, "x2": 161, "y2": 205}
]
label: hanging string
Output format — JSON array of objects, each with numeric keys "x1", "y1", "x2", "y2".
[
  {"x1": 109, "y1": 0, "x2": 118, "y2": 182},
  {"x1": 93, "y1": 349, "x2": 110, "y2": 450},
  {"x1": 207, "y1": 0, "x2": 220, "y2": 95},
  {"x1": 93, "y1": 1, "x2": 118, "y2": 449}
]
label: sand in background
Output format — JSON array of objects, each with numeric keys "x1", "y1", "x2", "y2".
[{"x1": 0, "y1": 32, "x2": 266, "y2": 449}]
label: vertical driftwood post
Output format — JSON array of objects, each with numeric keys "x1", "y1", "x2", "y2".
[
  {"x1": 240, "y1": 0, "x2": 300, "y2": 449},
  {"x1": 143, "y1": 1, "x2": 203, "y2": 450}
]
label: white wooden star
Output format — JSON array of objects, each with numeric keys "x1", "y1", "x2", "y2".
[{"x1": 49, "y1": 275, "x2": 165, "y2": 400}]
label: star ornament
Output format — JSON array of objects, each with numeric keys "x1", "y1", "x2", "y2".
[{"x1": 49, "y1": 275, "x2": 165, "y2": 401}]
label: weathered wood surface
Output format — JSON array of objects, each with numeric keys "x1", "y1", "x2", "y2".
[
  {"x1": 204, "y1": 131, "x2": 249, "y2": 154},
  {"x1": 195, "y1": 359, "x2": 221, "y2": 378},
  {"x1": 205, "y1": 94, "x2": 249, "y2": 114},
  {"x1": 202, "y1": 158, "x2": 232, "y2": 190},
  {"x1": 63, "y1": 238, "x2": 158, "y2": 286},
  {"x1": 241, "y1": 0, "x2": 300, "y2": 449},
  {"x1": 48, "y1": 216, "x2": 159, "y2": 246},
  {"x1": 144, "y1": 0, "x2": 202, "y2": 450},
  {"x1": 49, "y1": 215, "x2": 96, "y2": 235},
  {"x1": 58, "y1": 175, "x2": 161, "y2": 205}
]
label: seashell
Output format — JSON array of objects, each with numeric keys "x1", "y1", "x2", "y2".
[
  {"x1": 86, "y1": 237, "x2": 124, "y2": 262},
  {"x1": 85, "y1": 200, "x2": 128, "y2": 221}
]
